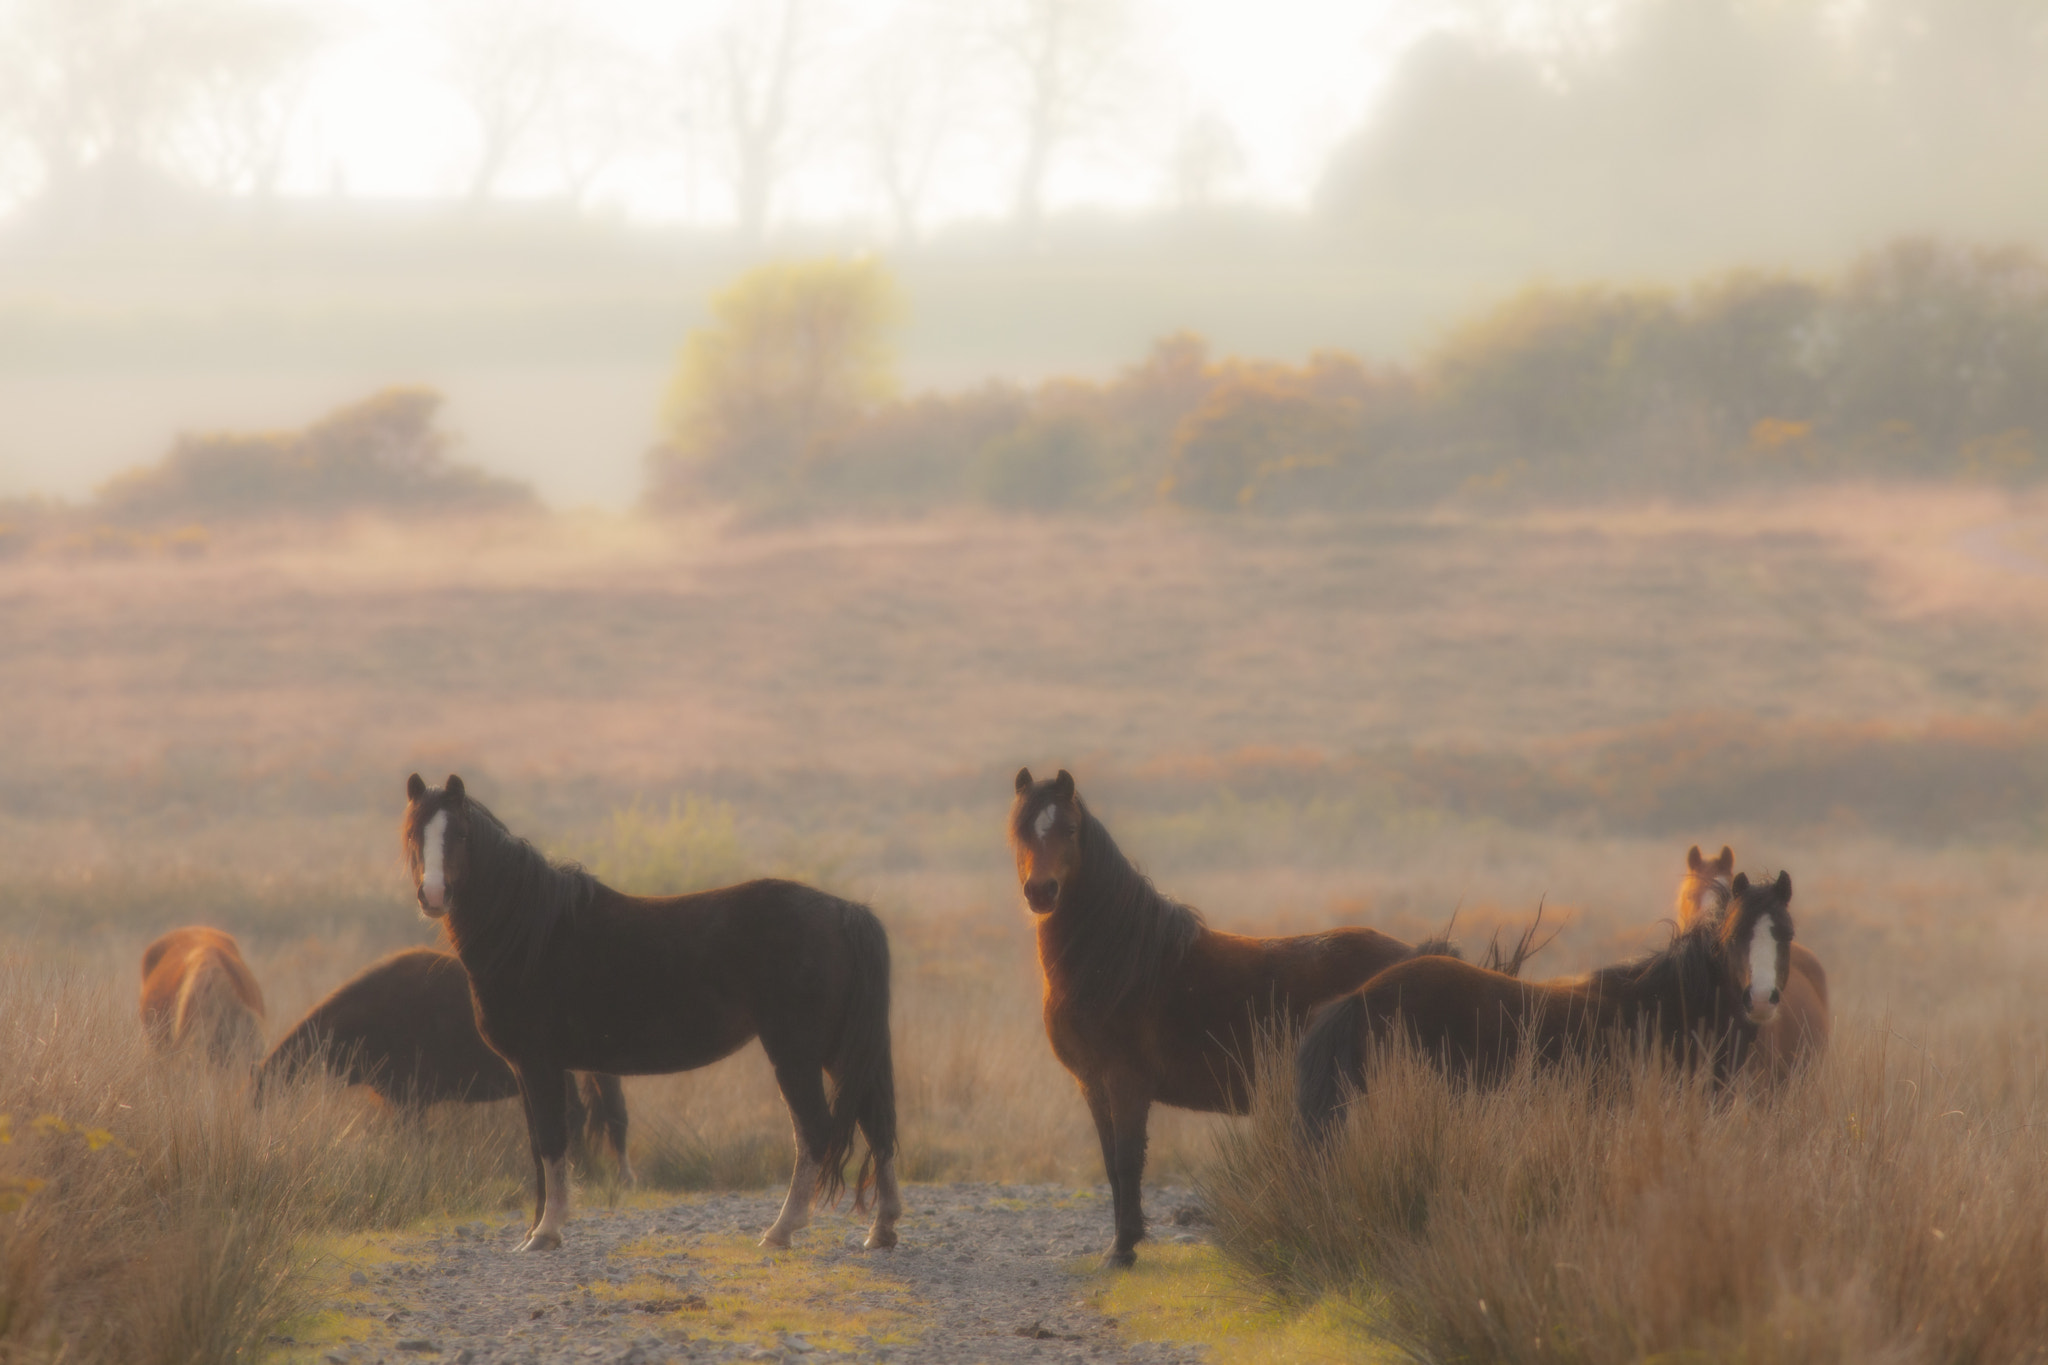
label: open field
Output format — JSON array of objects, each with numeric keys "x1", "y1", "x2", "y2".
[{"x1": 4, "y1": 489, "x2": 2048, "y2": 1360}]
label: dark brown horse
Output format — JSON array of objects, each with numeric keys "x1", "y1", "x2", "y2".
[
  {"x1": 140, "y1": 926, "x2": 266, "y2": 1065},
  {"x1": 1010, "y1": 767, "x2": 1454, "y2": 1267},
  {"x1": 1296, "y1": 870, "x2": 1796, "y2": 1135},
  {"x1": 403, "y1": 773, "x2": 900, "y2": 1252},
  {"x1": 255, "y1": 947, "x2": 632, "y2": 1177},
  {"x1": 1676, "y1": 844, "x2": 1830, "y2": 1080}
]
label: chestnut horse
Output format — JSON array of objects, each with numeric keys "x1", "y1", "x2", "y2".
[
  {"x1": 256, "y1": 947, "x2": 632, "y2": 1179},
  {"x1": 1010, "y1": 767, "x2": 1456, "y2": 1267},
  {"x1": 1296, "y1": 871, "x2": 1796, "y2": 1135},
  {"x1": 403, "y1": 773, "x2": 900, "y2": 1253},
  {"x1": 1677, "y1": 843, "x2": 1830, "y2": 1079},
  {"x1": 139, "y1": 926, "x2": 266, "y2": 1065}
]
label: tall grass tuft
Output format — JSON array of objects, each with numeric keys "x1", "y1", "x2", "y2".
[
  {"x1": 1203, "y1": 1020, "x2": 2048, "y2": 1363},
  {"x1": 0, "y1": 959, "x2": 529, "y2": 1364}
]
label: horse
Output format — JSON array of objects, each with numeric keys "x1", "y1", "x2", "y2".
[
  {"x1": 255, "y1": 947, "x2": 632, "y2": 1180},
  {"x1": 402, "y1": 773, "x2": 900, "y2": 1253},
  {"x1": 1677, "y1": 843, "x2": 1830, "y2": 1079},
  {"x1": 139, "y1": 926, "x2": 266, "y2": 1065},
  {"x1": 1010, "y1": 767, "x2": 1462, "y2": 1268},
  {"x1": 1295, "y1": 870, "x2": 1796, "y2": 1136}
]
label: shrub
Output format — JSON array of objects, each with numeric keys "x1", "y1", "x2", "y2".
[
  {"x1": 649, "y1": 257, "x2": 902, "y2": 509},
  {"x1": 94, "y1": 388, "x2": 534, "y2": 524}
]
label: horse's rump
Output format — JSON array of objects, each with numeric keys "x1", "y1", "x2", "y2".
[
  {"x1": 140, "y1": 927, "x2": 265, "y2": 1064},
  {"x1": 257, "y1": 947, "x2": 518, "y2": 1106}
]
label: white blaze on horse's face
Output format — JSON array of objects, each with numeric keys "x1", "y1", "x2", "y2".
[
  {"x1": 1747, "y1": 924, "x2": 1779, "y2": 1020},
  {"x1": 1034, "y1": 805, "x2": 1058, "y2": 841},
  {"x1": 419, "y1": 810, "x2": 449, "y2": 916}
]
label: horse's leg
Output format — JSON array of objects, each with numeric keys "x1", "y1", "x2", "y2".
[
  {"x1": 761, "y1": 1063, "x2": 832, "y2": 1249},
  {"x1": 594, "y1": 1074, "x2": 635, "y2": 1186},
  {"x1": 1104, "y1": 1087, "x2": 1151, "y2": 1269},
  {"x1": 517, "y1": 1062, "x2": 572, "y2": 1252},
  {"x1": 514, "y1": 1072, "x2": 546, "y2": 1238},
  {"x1": 1081, "y1": 1081, "x2": 1121, "y2": 1218},
  {"x1": 861, "y1": 1151, "x2": 902, "y2": 1251}
]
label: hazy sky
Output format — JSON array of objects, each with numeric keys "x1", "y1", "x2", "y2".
[{"x1": 286, "y1": 0, "x2": 1432, "y2": 222}]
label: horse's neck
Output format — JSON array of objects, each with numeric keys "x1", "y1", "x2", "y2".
[{"x1": 1035, "y1": 903, "x2": 1086, "y2": 970}]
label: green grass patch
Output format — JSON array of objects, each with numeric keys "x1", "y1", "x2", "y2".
[
  {"x1": 1083, "y1": 1244, "x2": 1398, "y2": 1364},
  {"x1": 603, "y1": 1220, "x2": 924, "y2": 1352}
]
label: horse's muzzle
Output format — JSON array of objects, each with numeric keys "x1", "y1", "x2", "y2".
[
  {"x1": 417, "y1": 884, "x2": 447, "y2": 918},
  {"x1": 1024, "y1": 878, "x2": 1059, "y2": 914}
]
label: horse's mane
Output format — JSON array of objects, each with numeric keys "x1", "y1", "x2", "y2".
[
  {"x1": 449, "y1": 798, "x2": 598, "y2": 983},
  {"x1": 1578, "y1": 916, "x2": 1739, "y2": 1045},
  {"x1": 1045, "y1": 799, "x2": 1205, "y2": 1014}
]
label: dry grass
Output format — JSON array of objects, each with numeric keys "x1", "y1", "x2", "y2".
[
  {"x1": 1204, "y1": 963, "x2": 2048, "y2": 1363},
  {"x1": 0, "y1": 954, "x2": 534, "y2": 1364},
  {"x1": 4, "y1": 495, "x2": 2048, "y2": 1358}
]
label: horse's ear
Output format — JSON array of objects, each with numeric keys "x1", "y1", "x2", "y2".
[
  {"x1": 1687, "y1": 845, "x2": 1703, "y2": 872},
  {"x1": 1054, "y1": 769, "x2": 1075, "y2": 799},
  {"x1": 1717, "y1": 846, "x2": 1734, "y2": 871},
  {"x1": 1773, "y1": 870, "x2": 1791, "y2": 901},
  {"x1": 407, "y1": 773, "x2": 426, "y2": 801},
  {"x1": 446, "y1": 774, "x2": 466, "y2": 803},
  {"x1": 1015, "y1": 768, "x2": 1034, "y2": 794},
  {"x1": 1730, "y1": 872, "x2": 1749, "y2": 896}
]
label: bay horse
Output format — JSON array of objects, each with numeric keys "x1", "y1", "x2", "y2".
[
  {"x1": 255, "y1": 947, "x2": 632, "y2": 1179},
  {"x1": 1010, "y1": 767, "x2": 1459, "y2": 1268},
  {"x1": 1677, "y1": 843, "x2": 1830, "y2": 1079},
  {"x1": 139, "y1": 926, "x2": 266, "y2": 1065},
  {"x1": 1296, "y1": 870, "x2": 1796, "y2": 1136},
  {"x1": 403, "y1": 773, "x2": 900, "y2": 1253}
]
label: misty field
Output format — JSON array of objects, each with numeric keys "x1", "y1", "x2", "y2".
[{"x1": 3, "y1": 488, "x2": 2048, "y2": 1361}]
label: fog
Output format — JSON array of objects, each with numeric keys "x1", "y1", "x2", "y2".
[{"x1": 1, "y1": 0, "x2": 2043, "y2": 508}]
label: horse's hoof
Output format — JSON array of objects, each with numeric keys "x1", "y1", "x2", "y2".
[
  {"x1": 759, "y1": 1230, "x2": 794, "y2": 1250},
  {"x1": 1101, "y1": 1247, "x2": 1137, "y2": 1270},
  {"x1": 518, "y1": 1230, "x2": 562, "y2": 1252},
  {"x1": 862, "y1": 1227, "x2": 898, "y2": 1251}
]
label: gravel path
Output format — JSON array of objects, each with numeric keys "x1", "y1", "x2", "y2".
[{"x1": 291, "y1": 1184, "x2": 1213, "y2": 1365}]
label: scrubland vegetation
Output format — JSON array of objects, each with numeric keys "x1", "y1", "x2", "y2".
[
  {"x1": 653, "y1": 239, "x2": 2048, "y2": 517},
  {"x1": 8, "y1": 236, "x2": 2048, "y2": 549},
  {"x1": 1207, "y1": 969, "x2": 2048, "y2": 1362},
  {"x1": 3, "y1": 239, "x2": 2046, "y2": 1365},
  {"x1": 2, "y1": 476, "x2": 2045, "y2": 1359}
]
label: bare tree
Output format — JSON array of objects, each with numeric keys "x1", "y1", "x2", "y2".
[
  {"x1": 164, "y1": 2, "x2": 321, "y2": 198},
  {"x1": 1169, "y1": 108, "x2": 1244, "y2": 210},
  {"x1": 860, "y1": 2, "x2": 966, "y2": 242},
  {"x1": 0, "y1": 0, "x2": 313, "y2": 222},
  {"x1": 699, "y1": 0, "x2": 807, "y2": 242},
  {"x1": 435, "y1": 0, "x2": 576, "y2": 203},
  {"x1": 983, "y1": 0, "x2": 1132, "y2": 231}
]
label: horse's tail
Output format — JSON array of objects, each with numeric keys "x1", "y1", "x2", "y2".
[
  {"x1": 818, "y1": 900, "x2": 897, "y2": 1212},
  {"x1": 1295, "y1": 990, "x2": 1369, "y2": 1140},
  {"x1": 177, "y1": 954, "x2": 264, "y2": 1068}
]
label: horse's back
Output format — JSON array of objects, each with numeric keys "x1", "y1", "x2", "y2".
[
  {"x1": 263, "y1": 947, "x2": 516, "y2": 1104},
  {"x1": 1189, "y1": 924, "x2": 1415, "y2": 1014},
  {"x1": 599, "y1": 877, "x2": 880, "y2": 992},
  {"x1": 1357, "y1": 954, "x2": 1539, "y2": 1078}
]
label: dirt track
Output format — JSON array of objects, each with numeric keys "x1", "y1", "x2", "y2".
[{"x1": 285, "y1": 1183, "x2": 1211, "y2": 1365}]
